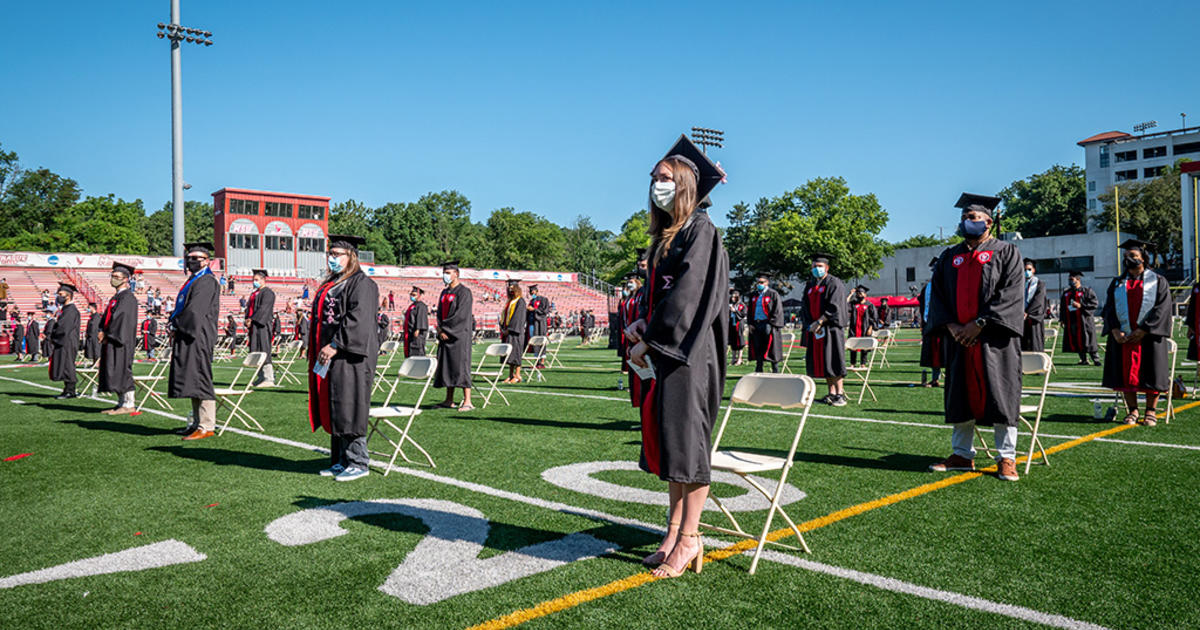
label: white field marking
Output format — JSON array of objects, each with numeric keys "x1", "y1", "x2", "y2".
[
  {"x1": 11, "y1": 399, "x2": 25, "y2": 404},
  {"x1": 0, "y1": 540, "x2": 206, "y2": 589},
  {"x1": 541, "y1": 460, "x2": 805, "y2": 512},
  {"x1": 755, "y1": 549, "x2": 1111, "y2": 630},
  {"x1": 266, "y1": 498, "x2": 615, "y2": 605},
  {"x1": 0, "y1": 374, "x2": 1120, "y2": 627}
]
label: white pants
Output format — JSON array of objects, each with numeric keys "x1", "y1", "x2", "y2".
[
  {"x1": 120, "y1": 390, "x2": 136, "y2": 408},
  {"x1": 952, "y1": 421, "x2": 1017, "y2": 461}
]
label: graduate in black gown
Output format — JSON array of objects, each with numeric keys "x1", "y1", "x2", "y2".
[
  {"x1": 926, "y1": 193, "x2": 1024, "y2": 482},
  {"x1": 296, "y1": 309, "x2": 310, "y2": 346},
  {"x1": 1020, "y1": 258, "x2": 1047, "y2": 352},
  {"x1": 48, "y1": 283, "x2": 80, "y2": 399},
  {"x1": 246, "y1": 269, "x2": 277, "y2": 386},
  {"x1": 1060, "y1": 271, "x2": 1100, "y2": 365},
  {"x1": 621, "y1": 273, "x2": 651, "y2": 407},
  {"x1": 747, "y1": 272, "x2": 784, "y2": 373},
  {"x1": 83, "y1": 302, "x2": 101, "y2": 365},
  {"x1": 500, "y1": 280, "x2": 527, "y2": 383},
  {"x1": 1101, "y1": 239, "x2": 1174, "y2": 426},
  {"x1": 848, "y1": 285, "x2": 877, "y2": 367},
  {"x1": 140, "y1": 317, "x2": 158, "y2": 359},
  {"x1": 526, "y1": 284, "x2": 550, "y2": 366},
  {"x1": 308, "y1": 235, "x2": 380, "y2": 481},
  {"x1": 434, "y1": 261, "x2": 475, "y2": 410},
  {"x1": 41, "y1": 315, "x2": 55, "y2": 360},
  {"x1": 626, "y1": 135, "x2": 728, "y2": 579},
  {"x1": 23, "y1": 314, "x2": 39, "y2": 362},
  {"x1": 99, "y1": 262, "x2": 139, "y2": 414},
  {"x1": 377, "y1": 310, "x2": 391, "y2": 345},
  {"x1": 169, "y1": 242, "x2": 221, "y2": 440},
  {"x1": 728, "y1": 289, "x2": 747, "y2": 366},
  {"x1": 403, "y1": 287, "x2": 429, "y2": 357},
  {"x1": 801, "y1": 253, "x2": 849, "y2": 405},
  {"x1": 918, "y1": 257, "x2": 945, "y2": 387}
]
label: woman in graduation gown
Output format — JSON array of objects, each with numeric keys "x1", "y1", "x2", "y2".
[
  {"x1": 1060, "y1": 271, "x2": 1100, "y2": 365},
  {"x1": 847, "y1": 285, "x2": 877, "y2": 367},
  {"x1": 83, "y1": 302, "x2": 101, "y2": 365},
  {"x1": 307, "y1": 235, "x2": 380, "y2": 481},
  {"x1": 728, "y1": 288, "x2": 748, "y2": 366},
  {"x1": 1020, "y1": 258, "x2": 1047, "y2": 352},
  {"x1": 1101, "y1": 240, "x2": 1173, "y2": 426},
  {"x1": 500, "y1": 281, "x2": 527, "y2": 383},
  {"x1": 403, "y1": 287, "x2": 429, "y2": 357},
  {"x1": 434, "y1": 262, "x2": 475, "y2": 410},
  {"x1": 627, "y1": 137, "x2": 729, "y2": 579}
]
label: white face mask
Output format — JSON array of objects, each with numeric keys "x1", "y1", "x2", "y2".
[
  {"x1": 442, "y1": 272, "x2": 453, "y2": 285},
  {"x1": 651, "y1": 181, "x2": 676, "y2": 213}
]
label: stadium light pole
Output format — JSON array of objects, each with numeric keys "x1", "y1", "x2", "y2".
[
  {"x1": 691, "y1": 127, "x2": 724, "y2": 154},
  {"x1": 156, "y1": 2, "x2": 213, "y2": 257}
]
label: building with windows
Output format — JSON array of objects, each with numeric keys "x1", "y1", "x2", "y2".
[
  {"x1": 1078, "y1": 125, "x2": 1200, "y2": 230},
  {"x1": 835, "y1": 231, "x2": 1125, "y2": 306},
  {"x1": 212, "y1": 188, "x2": 331, "y2": 278}
]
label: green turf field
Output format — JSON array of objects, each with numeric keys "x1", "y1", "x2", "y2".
[{"x1": 2, "y1": 328, "x2": 1198, "y2": 629}]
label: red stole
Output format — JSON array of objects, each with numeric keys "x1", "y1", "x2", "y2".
[
  {"x1": 1120, "y1": 278, "x2": 1145, "y2": 388},
  {"x1": 953, "y1": 249, "x2": 991, "y2": 420},
  {"x1": 306, "y1": 283, "x2": 334, "y2": 434},
  {"x1": 806, "y1": 283, "x2": 825, "y2": 377}
]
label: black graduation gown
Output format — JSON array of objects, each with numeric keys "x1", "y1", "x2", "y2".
[
  {"x1": 99, "y1": 290, "x2": 137, "y2": 394},
  {"x1": 1021, "y1": 276, "x2": 1047, "y2": 352},
  {"x1": 297, "y1": 315, "x2": 310, "y2": 345},
  {"x1": 800, "y1": 275, "x2": 848, "y2": 378},
  {"x1": 307, "y1": 271, "x2": 380, "y2": 436},
  {"x1": 12, "y1": 323, "x2": 23, "y2": 355},
  {"x1": 84, "y1": 313, "x2": 101, "y2": 360},
  {"x1": 639, "y1": 212, "x2": 729, "y2": 484},
  {"x1": 1186, "y1": 284, "x2": 1200, "y2": 361},
  {"x1": 501, "y1": 298, "x2": 527, "y2": 366},
  {"x1": 403, "y1": 301, "x2": 428, "y2": 357},
  {"x1": 48, "y1": 304, "x2": 79, "y2": 384},
  {"x1": 748, "y1": 288, "x2": 784, "y2": 362},
  {"x1": 624, "y1": 289, "x2": 650, "y2": 407},
  {"x1": 24, "y1": 321, "x2": 39, "y2": 358},
  {"x1": 41, "y1": 319, "x2": 55, "y2": 358},
  {"x1": 1060, "y1": 287, "x2": 1099, "y2": 354},
  {"x1": 377, "y1": 312, "x2": 391, "y2": 345},
  {"x1": 848, "y1": 300, "x2": 877, "y2": 339},
  {"x1": 168, "y1": 272, "x2": 219, "y2": 399},
  {"x1": 728, "y1": 302, "x2": 747, "y2": 350},
  {"x1": 918, "y1": 282, "x2": 945, "y2": 369},
  {"x1": 526, "y1": 295, "x2": 550, "y2": 338},
  {"x1": 434, "y1": 283, "x2": 474, "y2": 389},
  {"x1": 1101, "y1": 271, "x2": 1173, "y2": 393},
  {"x1": 141, "y1": 318, "x2": 157, "y2": 352},
  {"x1": 926, "y1": 239, "x2": 1024, "y2": 427},
  {"x1": 246, "y1": 287, "x2": 276, "y2": 365}
]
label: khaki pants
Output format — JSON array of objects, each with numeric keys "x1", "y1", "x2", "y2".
[{"x1": 192, "y1": 399, "x2": 216, "y2": 432}]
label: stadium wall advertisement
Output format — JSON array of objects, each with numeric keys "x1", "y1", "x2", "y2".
[{"x1": 0, "y1": 251, "x2": 579, "y2": 283}]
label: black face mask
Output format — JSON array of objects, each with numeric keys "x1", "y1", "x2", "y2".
[
  {"x1": 635, "y1": 268, "x2": 647, "y2": 280},
  {"x1": 1123, "y1": 257, "x2": 1143, "y2": 274},
  {"x1": 55, "y1": 295, "x2": 67, "y2": 305},
  {"x1": 186, "y1": 259, "x2": 204, "y2": 273}
]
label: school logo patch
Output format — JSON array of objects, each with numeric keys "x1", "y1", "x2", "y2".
[
  {"x1": 977, "y1": 251, "x2": 993, "y2": 264},
  {"x1": 952, "y1": 255, "x2": 966, "y2": 267}
]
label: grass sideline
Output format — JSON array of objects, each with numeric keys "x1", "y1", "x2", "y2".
[{"x1": 1, "y1": 328, "x2": 1198, "y2": 629}]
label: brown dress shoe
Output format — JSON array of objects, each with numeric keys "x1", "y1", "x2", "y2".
[
  {"x1": 929, "y1": 454, "x2": 974, "y2": 472},
  {"x1": 182, "y1": 429, "x2": 215, "y2": 441},
  {"x1": 109, "y1": 406, "x2": 136, "y2": 415},
  {"x1": 997, "y1": 458, "x2": 1019, "y2": 481}
]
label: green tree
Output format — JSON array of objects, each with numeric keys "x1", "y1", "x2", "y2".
[
  {"x1": 143, "y1": 201, "x2": 214, "y2": 255},
  {"x1": 997, "y1": 164, "x2": 1087, "y2": 237},
  {"x1": 328, "y1": 199, "x2": 396, "y2": 264},
  {"x1": 0, "y1": 142, "x2": 19, "y2": 200},
  {"x1": 0, "y1": 194, "x2": 149, "y2": 254},
  {"x1": 0, "y1": 167, "x2": 81, "y2": 240},
  {"x1": 563, "y1": 216, "x2": 614, "y2": 277},
  {"x1": 486, "y1": 208, "x2": 566, "y2": 270},
  {"x1": 891, "y1": 233, "x2": 960, "y2": 249},
  {"x1": 726, "y1": 177, "x2": 892, "y2": 283},
  {"x1": 602, "y1": 210, "x2": 651, "y2": 284},
  {"x1": 1094, "y1": 160, "x2": 1190, "y2": 266}
]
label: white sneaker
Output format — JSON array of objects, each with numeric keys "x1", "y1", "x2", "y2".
[
  {"x1": 334, "y1": 466, "x2": 369, "y2": 482},
  {"x1": 319, "y1": 464, "x2": 345, "y2": 477}
]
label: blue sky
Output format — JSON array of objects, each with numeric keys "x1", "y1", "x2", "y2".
[{"x1": 1, "y1": 1, "x2": 1194, "y2": 241}]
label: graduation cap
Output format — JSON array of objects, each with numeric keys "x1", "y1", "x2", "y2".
[
  {"x1": 660, "y1": 134, "x2": 725, "y2": 205},
  {"x1": 528, "y1": 284, "x2": 539, "y2": 291},
  {"x1": 1022, "y1": 258, "x2": 1036, "y2": 268},
  {"x1": 506, "y1": 278, "x2": 520, "y2": 286},
  {"x1": 954, "y1": 193, "x2": 1002, "y2": 217},
  {"x1": 635, "y1": 248, "x2": 648, "y2": 261},
  {"x1": 87, "y1": 301, "x2": 97, "y2": 308},
  {"x1": 252, "y1": 268, "x2": 269, "y2": 278},
  {"x1": 440, "y1": 260, "x2": 460, "y2": 272},
  {"x1": 328, "y1": 234, "x2": 366, "y2": 251},
  {"x1": 1119, "y1": 238, "x2": 1154, "y2": 263},
  {"x1": 410, "y1": 285, "x2": 425, "y2": 295},
  {"x1": 112, "y1": 262, "x2": 136, "y2": 277},
  {"x1": 1069, "y1": 270, "x2": 1086, "y2": 279},
  {"x1": 754, "y1": 271, "x2": 772, "y2": 280},
  {"x1": 855, "y1": 284, "x2": 871, "y2": 293},
  {"x1": 810, "y1": 252, "x2": 834, "y2": 264},
  {"x1": 57, "y1": 283, "x2": 77, "y2": 294},
  {"x1": 184, "y1": 241, "x2": 214, "y2": 255}
]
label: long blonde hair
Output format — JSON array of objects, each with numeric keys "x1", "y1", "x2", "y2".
[{"x1": 648, "y1": 157, "x2": 698, "y2": 262}]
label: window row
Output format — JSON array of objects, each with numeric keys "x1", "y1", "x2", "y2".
[
  {"x1": 229, "y1": 198, "x2": 258, "y2": 215},
  {"x1": 265, "y1": 235, "x2": 294, "y2": 250},
  {"x1": 298, "y1": 205, "x2": 324, "y2": 220},
  {"x1": 299, "y1": 237, "x2": 326, "y2": 252},
  {"x1": 229, "y1": 234, "x2": 259, "y2": 249},
  {"x1": 265, "y1": 202, "x2": 293, "y2": 218}
]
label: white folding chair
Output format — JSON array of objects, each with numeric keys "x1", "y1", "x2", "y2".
[
  {"x1": 779, "y1": 331, "x2": 797, "y2": 374},
  {"x1": 77, "y1": 366, "x2": 100, "y2": 395},
  {"x1": 215, "y1": 351, "x2": 267, "y2": 435},
  {"x1": 975, "y1": 351, "x2": 1052, "y2": 474},
  {"x1": 1043, "y1": 327, "x2": 1059, "y2": 374},
  {"x1": 133, "y1": 346, "x2": 173, "y2": 411},
  {"x1": 367, "y1": 356, "x2": 439, "y2": 472},
  {"x1": 273, "y1": 340, "x2": 304, "y2": 386},
  {"x1": 1165, "y1": 338, "x2": 1179, "y2": 424},
  {"x1": 844, "y1": 337, "x2": 879, "y2": 403},
  {"x1": 372, "y1": 340, "x2": 402, "y2": 395},
  {"x1": 545, "y1": 332, "x2": 567, "y2": 368},
  {"x1": 471, "y1": 343, "x2": 512, "y2": 408},
  {"x1": 702, "y1": 373, "x2": 817, "y2": 574},
  {"x1": 522, "y1": 335, "x2": 549, "y2": 382},
  {"x1": 872, "y1": 329, "x2": 893, "y2": 367}
]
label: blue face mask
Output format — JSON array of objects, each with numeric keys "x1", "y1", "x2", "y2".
[
  {"x1": 756, "y1": 283, "x2": 768, "y2": 293},
  {"x1": 327, "y1": 256, "x2": 343, "y2": 273},
  {"x1": 442, "y1": 273, "x2": 453, "y2": 285},
  {"x1": 811, "y1": 266, "x2": 826, "y2": 279},
  {"x1": 253, "y1": 280, "x2": 263, "y2": 289},
  {"x1": 1025, "y1": 269, "x2": 1033, "y2": 279},
  {"x1": 959, "y1": 219, "x2": 988, "y2": 238},
  {"x1": 410, "y1": 295, "x2": 417, "y2": 302}
]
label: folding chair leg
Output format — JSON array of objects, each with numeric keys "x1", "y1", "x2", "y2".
[{"x1": 974, "y1": 427, "x2": 996, "y2": 460}]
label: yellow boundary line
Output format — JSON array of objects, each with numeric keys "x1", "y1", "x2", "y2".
[{"x1": 468, "y1": 420, "x2": 1151, "y2": 630}]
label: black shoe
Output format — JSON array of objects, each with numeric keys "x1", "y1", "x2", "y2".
[
  {"x1": 55, "y1": 392, "x2": 78, "y2": 400},
  {"x1": 830, "y1": 394, "x2": 848, "y2": 407},
  {"x1": 1077, "y1": 360, "x2": 1089, "y2": 365},
  {"x1": 173, "y1": 424, "x2": 199, "y2": 435},
  {"x1": 1092, "y1": 360, "x2": 1102, "y2": 366},
  {"x1": 818, "y1": 394, "x2": 835, "y2": 405}
]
